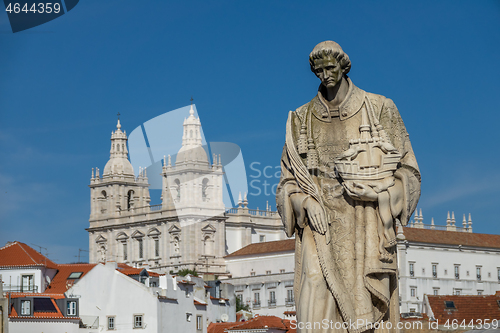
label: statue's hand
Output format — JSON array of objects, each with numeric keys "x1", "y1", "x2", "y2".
[
  {"x1": 343, "y1": 181, "x2": 378, "y2": 202},
  {"x1": 303, "y1": 197, "x2": 327, "y2": 234}
]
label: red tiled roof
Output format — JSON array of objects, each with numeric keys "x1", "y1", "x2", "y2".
[
  {"x1": 227, "y1": 315, "x2": 289, "y2": 331},
  {"x1": 283, "y1": 310, "x2": 296, "y2": 316},
  {"x1": 8, "y1": 293, "x2": 65, "y2": 299},
  {"x1": 0, "y1": 242, "x2": 57, "y2": 269},
  {"x1": 116, "y1": 263, "x2": 160, "y2": 277},
  {"x1": 225, "y1": 239, "x2": 295, "y2": 258},
  {"x1": 427, "y1": 295, "x2": 500, "y2": 322},
  {"x1": 283, "y1": 319, "x2": 297, "y2": 333},
  {"x1": 44, "y1": 263, "x2": 96, "y2": 294},
  {"x1": 208, "y1": 321, "x2": 240, "y2": 333},
  {"x1": 403, "y1": 227, "x2": 500, "y2": 249},
  {"x1": 208, "y1": 316, "x2": 295, "y2": 333}
]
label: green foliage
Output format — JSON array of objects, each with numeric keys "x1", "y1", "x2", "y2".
[
  {"x1": 175, "y1": 269, "x2": 198, "y2": 277},
  {"x1": 236, "y1": 296, "x2": 249, "y2": 312}
]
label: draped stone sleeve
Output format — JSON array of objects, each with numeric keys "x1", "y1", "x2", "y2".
[
  {"x1": 276, "y1": 111, "x2": 306, "y2": 237},
  {"x1": 379, "y1": 98, "x2": 421, "y2": 225}
]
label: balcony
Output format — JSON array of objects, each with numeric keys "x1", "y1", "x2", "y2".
[
  {"x1": 268, "y1": 300, "x2": 276, "y2": 308},
  {"x1": 285, "y1": 298, "x2": 295, "y2": 306},
  {"x1": 253, "y1": 301, "x2": 261, "y2": 309},
  {"x1": 3, "y1": 285, "x2": 38, "y2": 293}
]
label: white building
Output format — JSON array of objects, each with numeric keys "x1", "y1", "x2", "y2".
[
  {"x1": 87, "y1": 106, "x2": 288, "y2": 274},
  {"x1": 68, "y1": 261, "x2": 235, "y2": 332},
  {"x1": 223, "y1": 240, "x2": 295, "y2": 318},
  {"x1": 0, "y1": 242, "x2": 90, "y2": 333},
  {"x1": 397, "y1": 211, "x2": 500, "y2": 313}
]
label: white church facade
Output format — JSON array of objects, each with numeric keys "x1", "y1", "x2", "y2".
[{"x1": 87, "y1": 105, "x2": 287, "y2": 274}]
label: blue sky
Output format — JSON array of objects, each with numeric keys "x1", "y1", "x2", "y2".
[{"x1": 0, "y1": 1, "x2": 499, "y2": 263}]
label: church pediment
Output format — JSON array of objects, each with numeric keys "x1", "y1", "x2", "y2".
[
  {"x1": 168, "y1": 224, "x2": 181, "y2": 234},
  {"x1": 201, "y1": 224, "x2": 216, "y2": 233},
  {"x1": 148, "y1": 227, "x2": 161, "y2": 236},
  {"x1": 131, "y1": 230, "x2": 145, "y2": 238},
  {"x1": 116, "y1": 232, "x2": 129, "y2": 240},
  {"x1": 95, "y1": 234, "x2": 107, "y2": 243}
]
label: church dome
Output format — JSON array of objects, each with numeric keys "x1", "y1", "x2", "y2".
[
  {"x1": 103, "y1": 157, "x2": 135, "y2": 176},
  {"x1": 176, "y1": 145, "x2": 209, "y2": 164}
]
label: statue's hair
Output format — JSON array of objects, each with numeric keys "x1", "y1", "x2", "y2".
[{"x1": 309, "y1": 41, "x2": 351, "y2": 75}]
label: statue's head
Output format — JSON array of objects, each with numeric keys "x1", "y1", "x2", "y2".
[{"x1": 309, "y1": 41, "x2": 351, "y2": 89}]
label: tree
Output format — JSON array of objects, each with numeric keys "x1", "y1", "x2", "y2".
[
  {"x1": 236, "y1": 295, "x2": 249, "y2": 312},
  {"x1": 175, "y1": 269, "x2": 198, "y2": 277}
]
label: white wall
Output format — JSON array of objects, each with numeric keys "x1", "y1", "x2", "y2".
[
  {"x1": 9, "y1": 319, "x2": 78, "y2": 333},
  {"x1": 67, "y1": 263, "x2": 158, "y2": 333},
  {"x1": 0, "y1": 267, "x2": 57, "y2": 293},
  {"x1": 398, "y1": 242, "x2": 500, "y2": 313},
  {"x1": 226, "y1": 253, "x2": 294, "y2": 278}
]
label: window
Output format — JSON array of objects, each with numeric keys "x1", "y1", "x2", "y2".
[
  {"x1": 186, "y1": 313, "x2": 192, "y2": 322},
  {"x1": 259, "y1": 235, "x2": 265, "y2": 242},
  {"x1": 108, "y1": 316, "x2": 115, "y2": 330},
  {"x1": 266, "y1": 270, "x2": 271, "y2": 275},
  {"x1": 21, "y1": 300, "x2": 30, "y2": 315},
  {"x1": 196, "y1": 315, "x2": 203, "y2": 331},
  {"x1": 432, "y1": 264, "x2": 437, "y2": 278},
  {"x1": 250, "y1": 271, "x2": 256, "y2": 276},
  {"x1": 454, "y1": 265, "x2": 460, "y2": 279},
  {"x1": 202, "y1": 178, "x2": 209, "y2": 201},
  {"x1": 67, "y1": 301, "x2": 76, "y2": 316},
  {"x1": 444, "y1": 269, "x2": 448, "y2": 275},
  {"x1": 21, "y1": 275, "x2": 34, "y2": 292},
  {"x1": 286, "y1": 289, "x2": 294, "y2": 303},
  {"x1": 138, "y1": 239, "x2": 143, "y2": 259},
  {"x1": 410, "y1": 287, "x2": 416, "y2": 297},
  {"x1": 498, "y1": 268, "x2": 500, "y2": 281},
  {"x1": 123, "y1": 243, "x2": 128, "y2": 261},
  {"x1": 409, "y1": 263, "x2": 415, "y2": 277},
  {"x1": 478, "y1": 290, "x2": 483, "y2": 295},
  {"x1": 454, "y1": 289, "x2": 461, "y2": 295},
  {"x1": 127, "y1": 190, "x2": 134, "y2": 210},
  {"x1": 174, "y1": 179, "x2": 181, "y2": 200},
  {"x1": 280, "y1": 269, "x2": 285, "y2": 274},
  {"x1": 269, "y1": 291, "x2": 276, "y2": 305},
  {"x1": 68, "y1": 272, "x2": 83, "y2": 279},
  {"x1": 254, "y1": 292, "x2": 260, "y2": 305},
  {"x1": 433, "y1": 289, "x2": 439, "y2": 296},
  {"x1": 236, "y1": 294, "x2": 243, "y2": 302},
  {"x1": 477, "y1": 267, "x2": 482, "y2": 281},
  {"x1": 134, "y1": 315, "x2": 143, "y2": 328},
  {"x1": 445, "y1": 301, "x2": 456, "y2": 309},
  {"x1": 154, "y1": 239, "x2": 159, "y2": 257}
]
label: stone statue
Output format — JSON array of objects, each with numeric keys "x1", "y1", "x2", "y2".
[{"x1": 276, "y1": 41, "x2": 420, "y2": 333}]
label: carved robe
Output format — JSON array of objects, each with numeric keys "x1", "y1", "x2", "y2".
[{"x1": 276, "y1": 78, "x2": 420, "y2": 333}]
